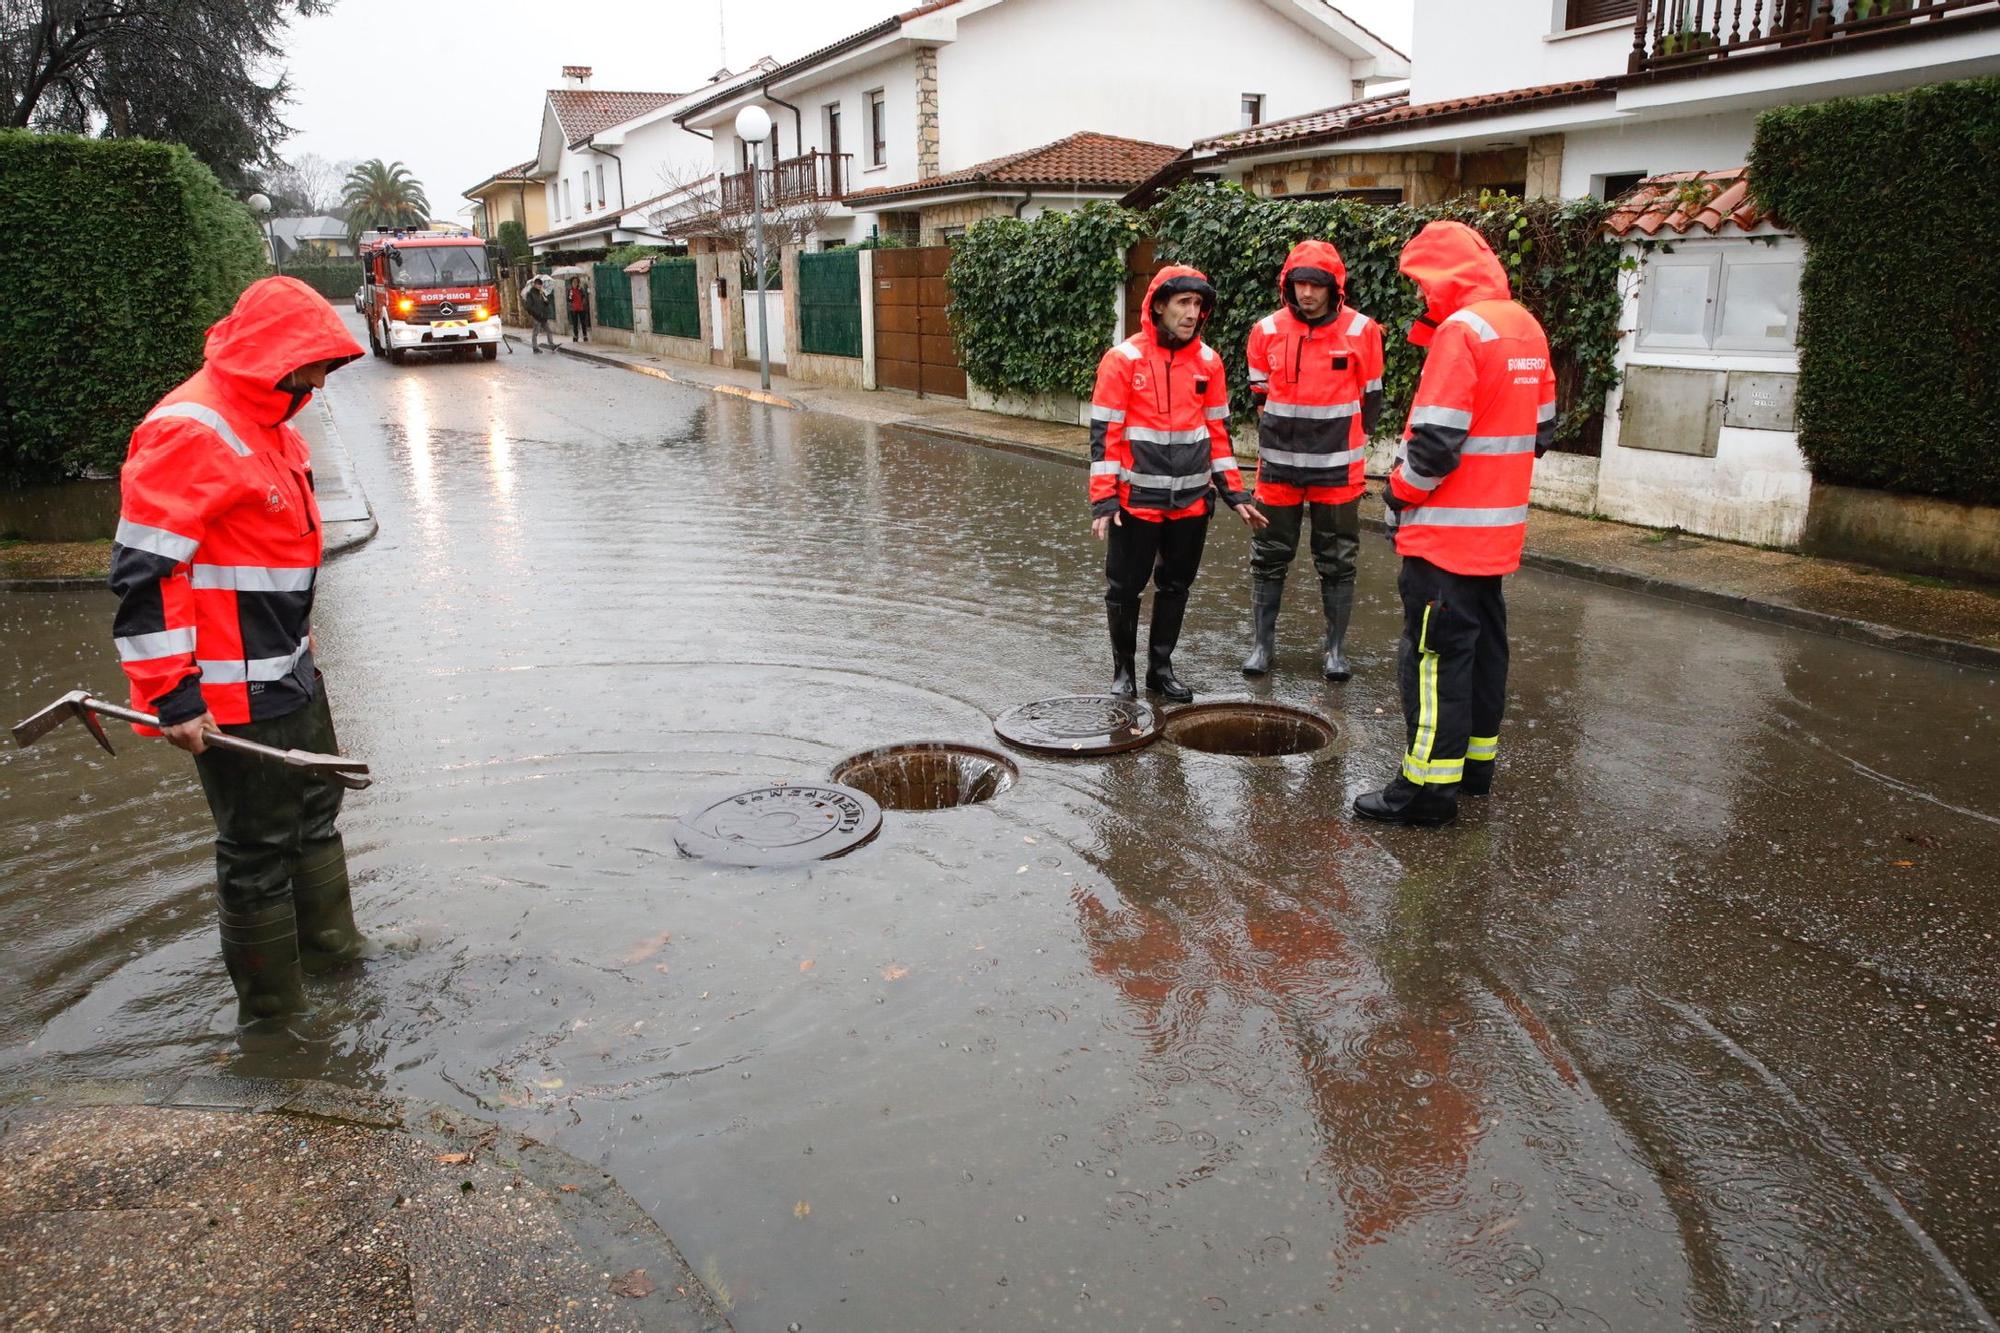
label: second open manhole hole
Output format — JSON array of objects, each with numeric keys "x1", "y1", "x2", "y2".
[
  {"x1": 831, "y1": 742, "x2": 1019, "y2": 811},
  {"x1": 1162, "y1": 702, "x2": 1338, "y2": 758}
]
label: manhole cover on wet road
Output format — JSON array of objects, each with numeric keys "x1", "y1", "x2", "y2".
[
  {"x1": 673, "y1": 783, "x2": 883, "y2": 866},
  {"x1": 992, "y1": 695, "x2": 1163, "y2": 757}
]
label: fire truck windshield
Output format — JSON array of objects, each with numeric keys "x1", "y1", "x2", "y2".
[{"x1": 386, "y1": 245, "x2": 491, "y2": 287}]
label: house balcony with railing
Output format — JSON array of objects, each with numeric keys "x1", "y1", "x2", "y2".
[
  {"x1": 1626, "y1": 0, "x2": 1999, "y2": 74},
  {"x1": 718, "y1": 151, "x2": 854, "y2": 214}
]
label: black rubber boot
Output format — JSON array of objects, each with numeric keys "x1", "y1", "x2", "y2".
[
  {"x1": 293, "y1": 836, "x2": 373, "y2": 975},
  {"x1": 1460, "y1": 759, "x2": 1494, "y2": 797},
  {"x1": 217, "y1": 901, "x2": 311, "y2": 1025},
  {"x1": 1320, "y1": 580, "x2": 1355, "y2": 682},
  {"x1": 1145, "y1": 592, "x2": 1194, "y2": 703},
  {"x1": 1241, "y1": 580, "x2": 1283, "y2": 677},
  {"x1": 1354, "y1": 776, "x2": 1459, "y2": 828},
  {"x1": 1107, "y1": 601, "x2": 1140, "y2": 699}
]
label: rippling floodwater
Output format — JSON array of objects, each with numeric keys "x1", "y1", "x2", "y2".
[{"x1": 4, "y1": 321, "x2": 1997, "y2": 1329}]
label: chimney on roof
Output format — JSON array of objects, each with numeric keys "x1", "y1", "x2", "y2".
[{"x1": 562, "y1": 65, "x2": 592, "y2": 88}]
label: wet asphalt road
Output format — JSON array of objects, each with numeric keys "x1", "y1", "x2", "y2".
[{"x1": 3, "y1": 313, "x2": 1998, "y2": 1330}]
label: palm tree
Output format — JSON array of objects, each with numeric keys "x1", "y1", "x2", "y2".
[{"x1": 341, "y1": 159, "x2": 430, "y2": 238}]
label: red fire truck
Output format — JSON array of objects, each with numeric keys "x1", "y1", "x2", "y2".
[{"x1": 359, "y1": 228, "x2": 503, "y2": 364}]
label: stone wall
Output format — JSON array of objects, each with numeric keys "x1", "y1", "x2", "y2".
[
  {"x1": 1525, "y1": 134, "x2": 1565, "y2": 200},
  {"x1": 915, "y1": 46, "x2": 941, "y2": 181},
  {"x1": 1242, "y1": 148, "x2": 1530, "y2": 206},
  {"x1": 1804, "y1": 484, "x2": 2000, "y2": 582},
  {"x1": 919, "y1": 198, "x2": 1012, "y2": 246}
]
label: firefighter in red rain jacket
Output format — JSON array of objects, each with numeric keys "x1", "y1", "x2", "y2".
[
  {"x1": 1354, "y1": 222, "x2": 1556, "y2": 828},
  {"x1": 1089, "y1": 266, "x2": 1267, "y2": 701},
  {"x1": 109, "y1": 277, "x2": 371, "y2": 1025},
  {"x1": 1241, "y1": 239, "x2": 1385, "y2": 681}
]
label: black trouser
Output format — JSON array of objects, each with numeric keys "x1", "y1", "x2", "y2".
[
  {"x1": 1394, "y1": 556, "x2": 1508, "y2": 787},
  {"x1": 569, "y1": 308, "x2": 590, "y2": 339},
  {"x1": 1105, "y1": 509, "x2": 1209, "y2": 606},
  {"x1": 1248, "y1": 498, "x2": 1360, "y2": 588},
  {"x1": 192, "y1": 686, "x2": 345, "y2": 916}
]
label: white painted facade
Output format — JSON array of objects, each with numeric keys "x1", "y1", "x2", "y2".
[{"x1": 678, "y1": 0, "x2": 1408, "y2": 243}]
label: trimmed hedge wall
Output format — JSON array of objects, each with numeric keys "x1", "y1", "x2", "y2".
[
  {"x1": 0, "y1": 131, "x2": 267, "y2": 488},
  {"x1": 946, "y1": 184, "x2": 1624, "y2": 451},
  {"x1": 279, "y1": 260, "x2": 365, "y2": 301},
  {"x1": 1751, "y1": 78, "x2": 2000, "y2": 504}
]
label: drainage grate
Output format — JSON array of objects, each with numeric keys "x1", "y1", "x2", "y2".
[
  {"x1": 1161, "y1": 702, "x2": 1338, "y2": 758},
  {"x1": 831, "y1": 742, "x2": 1018, "y2": 811}
]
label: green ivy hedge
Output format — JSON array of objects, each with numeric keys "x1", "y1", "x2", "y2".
[
  {"x1": 0, "y1": 131, "x2": 266, "y2": 488},
  {"x1": 1751, "y1": 78, "x2": 2000, "y2": 504},
  {"x1": 946, "y1": 202, "x2": 1146, "y2": 400},
  {"x1": 278, "y1": 261, "x2": 365, "y2": 300},
  {"x1": 945, "y1": 184, "x2": 1624, "y2": 450}
]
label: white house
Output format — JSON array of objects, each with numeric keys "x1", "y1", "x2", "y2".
[
  {"x1": 525, "y1": 62, "x2": 776, "y2": 256},
  {"x1": 670, "y1": 0, "x2": 1410, "y2": 246},
  {"x1": 1155, "y1": 0, "x2": 2000, "y2": 204}
]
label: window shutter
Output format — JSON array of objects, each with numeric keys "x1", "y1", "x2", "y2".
[{"x1": 1567, "y1": 0, "x2": 1638, "y2": 27}]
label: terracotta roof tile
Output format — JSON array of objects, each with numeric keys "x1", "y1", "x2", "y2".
[
  {"x1": 1604, "y1": 167, "x2": 1773, "y2": 238},
  {"x1": 1198, "y1": 79, "x2": 1616, "y2": 157},
  {"x1": 845, "y1": 131, "x2": 1184, "y2": 205},
  {"x1": 548, "y1": 89, "x2": 682, "y2": 145}
]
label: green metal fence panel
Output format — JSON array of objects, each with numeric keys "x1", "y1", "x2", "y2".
[
  {"x1": 647, "y1": 258, "x2": 701, "y2": 340},
  {"x1": 797, "y1": 249, "x2": 862, "y2": 359},
  {"x1": 592, "y1": 262, "x2": 633, "y2": 330}
]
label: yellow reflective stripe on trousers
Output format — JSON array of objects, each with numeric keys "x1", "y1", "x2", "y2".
[
  {"x1": 1467, "y1": 735, "x2": 1498, "y2": 762},
  {"x1": 1402, "y1": 604, "x2": 1441, "y2": 783},
  {"x1": 1401, "y1": 754, "x2": 1465, "y2": 784}
]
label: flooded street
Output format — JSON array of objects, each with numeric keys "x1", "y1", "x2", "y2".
[{"x1": 4, "y1": 314, "x2": 1998, "y2": 1330}]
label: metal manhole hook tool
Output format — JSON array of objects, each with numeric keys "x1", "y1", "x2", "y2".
[{"x1": 12, "y1": 690, "x2": 373, "y2": 791}]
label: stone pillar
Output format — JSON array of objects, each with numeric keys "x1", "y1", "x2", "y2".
[
  {"x1": 1526, "y1": 134, "x2": 1566, "y2": 200},
  {"x1": 915, "y1": 46, "x2": 940, "y2": 180},
  {"x1": 859, "y1": 247, "x2": 878, "y2": 391},
  {"x1": 781, "y1": 243, "x2": 802, "y2": 369}
]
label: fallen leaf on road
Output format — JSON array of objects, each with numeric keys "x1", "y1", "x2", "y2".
[
  {"x1": 794, "y1": 1200, "x2": 811, "y2": 1218},
  {"x1": 881, "y1": 965, "x2": 909, "y2": 982},
  {"x1": 799, "y1": 959, "x2": 815, "y2": 972},
  {"x1": 536, "y1": 1078, "x2": 565, "y2": 1090},
  {"x1": 1892, "y1": 859, "x2": 1915, "y2": 868},
  {"x1": 610, "y1": 1268, "x2": 655, "y2": 1299},
  {"x1": 618, "y1": 931, "x2": 673, "y2": 966},
  {"x1": 558, "y1": 1184, "x2": 580, "y2": 1194},
  {"x1": 434, "y1": 1152, "x2": 471, "y2": 1165}
]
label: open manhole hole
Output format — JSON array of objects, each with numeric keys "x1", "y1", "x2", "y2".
[
  {"x1": 831, "y1": 742, "x2": 1019, "y2": 811},
  {"x1": 1161, "y1": 702, "x2": 1338, "y2": 758}
]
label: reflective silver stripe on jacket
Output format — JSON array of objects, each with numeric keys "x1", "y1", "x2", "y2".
[
  {"x1": 196, "y1": 637, "x2": 310, "y2": 685},
  {"x1": 1410, "y1": 405, "x2": 1474, "y2": 431},
  {"x1": 1399, "y1": 504, "x2": 1530, "y2": 528},
  {"x1": 1090, "y1": 461, "x2": 1121, "y2": 476},
  {"x1": 1259, "y1": 315, "x2": 1278, "y2": 335},
  {"x1": 1114, "y1": 340, "x2": 1142, "y2": 361},
  {"x1": 113, "y1": 518, "x2": 199, "y2": 563},
  {"x1": 1538, "y1": 400, "x2": 1557, "y2": 423},
  {"x1": 115, "y1": 627, "x2": 196, "y2": 662},
  {"x1": 1460, "y1": 435, "x2": 1538, "y2": 456},
  {"x1": 1090, "y1": 404, "x2": 1125, "y2": 423},
  {"x1": 1205, "y1": 405, "x2": 1230, "y2": 420},
  {"x1": 145, "y1": 402, "x2": 251, "y2": 457},
  {"x1": 1261, "y1": 446, "x2": 1363, "y2": 469},
  {"x1": 1210, "y1": 455, "x2": 1239, "y2": 474},
  {"x1": 1397, "y1": 465, "x2": 1447, "y2": 493},
  {"x1": 1445, "y1": 309, "x2": 1499, "y2": 343},
  {"x1": 1366, "y1": 377, "x2": 1384, "y2": 393},
  {"x1": 191, "y1": 564, "x2": 316, "y2": 592},
  {"x1": 1248, "y1": 367, "x2": 1270, "y2": 383},
  {"x1": 1346, "y1": 311, "x2": 1368, "y2": 336},
  {"x1": 1124, "y1": 427, "x2": 1212, "y2": 446},
  {"x1": 1263, "y1": 399, "x2": 1358, "y2": 420},
  {"x1": 1121, "y1": 469, "x2": 1211, "y2": 491}
]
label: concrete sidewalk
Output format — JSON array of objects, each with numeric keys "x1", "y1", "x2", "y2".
[
  {"x1": 293, "y1": 394, "x2": 376, "y2": 560},
  {"x1": 557, "y1": 337, "x2": 2000, "y2": 671},
  {"x1": 0, "y1": 1077, "x2": 729, "y2": 1332}
]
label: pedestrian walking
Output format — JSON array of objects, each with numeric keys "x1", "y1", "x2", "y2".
[
  {"x1": 567, "y1": 278, "x2": 592, "y2": 342},
  {"x1": 521, "y1": 275, "x2": 558, "y2": 352},
  {"x1": 1089, "y1": 265, "x2": 1267, "y2": 702},
  {"x1": 1354, "y1": 221, "x2": 1556, "y2": 828},
  {"x1": 108, "y1": 276, "x2": 377, "y2": 1025},
  {"x1": 1240, "y1": 239, "x2": 1385, "y2": 681}
]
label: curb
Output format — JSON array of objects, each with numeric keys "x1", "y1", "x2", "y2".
[
  {"x1": 2, "y1": 1073, "x2": 733, "y2": 1330},
  {"x1": 323, "y1": 515, "x2": 380, "y2": 561},
  {"x1": 892, "y1": 421, "x2": 2000, "y2": 672},
  {"x1": 552, "y1": 340, "x2": 802, "y2": 410},
  {"x1": 0, "y1": 575, "x2": 106, "y2": 592}
]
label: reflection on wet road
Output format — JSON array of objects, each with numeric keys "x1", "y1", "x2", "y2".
[{"x1": 3, "y1": 313, "x2": 1996, "y2": 1329}]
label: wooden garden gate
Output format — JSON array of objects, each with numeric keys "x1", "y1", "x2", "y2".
[{"x1": 872, "y1": 246, "x2": 964, "y2": 398}]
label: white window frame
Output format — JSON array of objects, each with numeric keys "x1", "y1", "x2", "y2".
[
  {"x1": 562, "y1": 179, "x2": 572, "y2": 219},
  {"x1": 1637, "y1": 243, "x2": 1801, "y2": 358},
  {"x1": 867, "y1": 89, "x2": 887, "y2": 169},
  {"x1": 595, "y1": 165, "x2": 606, "y2": 207},
  {"x1": 1241, "y1": 93, "x2": 1265, "y2": 128}
]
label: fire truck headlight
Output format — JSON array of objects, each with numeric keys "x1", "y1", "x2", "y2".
[
  {"x1": 396, "y1": 298, "x2": 414, "y2": 315},
  {"x1": 474, "y1": 305, "x2": 490, "y2": 321}
]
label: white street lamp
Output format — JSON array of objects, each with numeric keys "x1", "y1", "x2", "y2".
[
  {"x1": 245, "y1": 192, "x2": 277, "y2": 271},
  {"x1": 735, "y1": 104, "x2": 774, "y2": 392}
]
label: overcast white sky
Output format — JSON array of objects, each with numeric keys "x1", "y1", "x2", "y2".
[{"x1": 276, "y1": 0, "x2": 1415, "y2": 221}]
